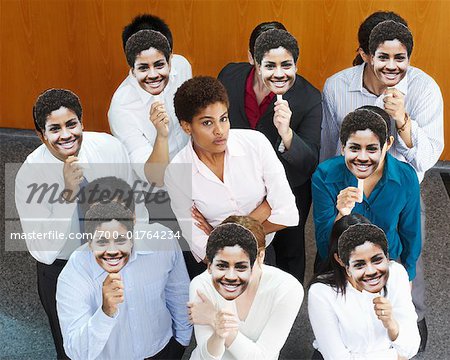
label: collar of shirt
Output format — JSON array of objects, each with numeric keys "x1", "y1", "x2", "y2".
[
  {"x1": 90, "y1": 246, "x2": 141, "y2": 280},
  {"x1": 244, "y1": 66, "x2": 275, "y2": 129},
  {"x1": 324, "y1": 154, "x2": 402, "y2": 187},
  {"x1": 127, "y1": 66, "x2": 179, "y2": 105},
  {"x1": 187, "y1": 131, "x2": 246, "y2": 178},
  {"x1": 350, "y1": 63, "x2": 409, "y2": 97}
]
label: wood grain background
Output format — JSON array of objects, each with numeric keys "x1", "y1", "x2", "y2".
[{"x1": 1, "y1": 0, "x2": 448, "y2": 159}]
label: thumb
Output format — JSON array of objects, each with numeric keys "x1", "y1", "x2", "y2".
[{"x1": 197, "y1": 289, "x2": 209, "y2": 303}]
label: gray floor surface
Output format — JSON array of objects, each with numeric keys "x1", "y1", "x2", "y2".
[{"x1": 1, "y1": 128, "x2": 449, "y2": 359}]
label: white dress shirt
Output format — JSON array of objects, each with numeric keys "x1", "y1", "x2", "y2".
[
  {"x1": 320, "y1": 63, "x2": 444, "y2": 182},
  {"x1": 108, "y1": 54, "x2": 192, "y2": 183},
  {"x1": 15, "y1": 132, "x2": 149, "y2": 264},
  {"x1": 189, "y1": 265, "x2": 303, "y2": 360},
  {"x1": 308, "y1": 261, "x2": 420, "y2": 360},
  {"x1": 164, "y1": 129, "x2": 299, "y2": 261},
  {"x1": 56, "y1": 223, "x2": 192, "y2": 360}
]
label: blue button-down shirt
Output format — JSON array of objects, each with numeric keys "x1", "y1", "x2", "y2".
[
  {"x1": 312, "y1": 154, "x2": 421, "y2": 280},
  {"x1": 56, "y1": 224, "x2": 192, "y2": 360}
]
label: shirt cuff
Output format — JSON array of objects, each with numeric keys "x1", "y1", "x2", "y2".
[
  {"x1": 175, "y1": 327, "x2": 193, "y2": 347},
  {"x1": 226, "y1": 332, "x2": 251, "y2": 359}
]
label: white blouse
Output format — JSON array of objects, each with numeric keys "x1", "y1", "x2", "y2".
[
  {"x1": 308, "y1": 261, "x2": 420, "y2": 359},
  {"x1": 164, "y1": 129, "x2": 299, "y2": 261},
  {"x1": 189, "y1": 265, "x2": 304, "y2": 360}
]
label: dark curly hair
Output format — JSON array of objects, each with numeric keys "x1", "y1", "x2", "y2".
[
  {"x1": 340, "y1": 105, "x2": 391, "y2": 148},
  {"x1": 248, "y1": 21, "x2": 286, "y2": 59},
  {"x1": 353, "y1": 11, "x2": 407, "y2": 65},
  {"x1": 338, "y1": 224, "x2": 388, "y2": 265},
  {"x1": 206, "y1": 223, "x2": 258, "y2": 267},
  {"x1": 122, "y1": 13, "x2": 173, "y2": 51},
  {"x1": 33, "y1": 88, "x2": 82, "y2": 134},
  {"x1": 174, "y1": 76, "x2": 229, "y2": 123},
  {"x1": 125, "y1": 29, "x2": 171, "y2": 68},
  {"x1": 78, "y1": 176, "x2": 135, "y2": 220},
  {"x1": 310, "y1": 214, "x2": 372, "y2": 294},
  {"x1": 369, "y1": 20, "x2": 413, "y2": 57},
  {"x1": 84, "y1": 201, "x2": 134, "y2": 240},
  {"x1": 254, "y1": 29, "x2": 299, "y2": 65}
]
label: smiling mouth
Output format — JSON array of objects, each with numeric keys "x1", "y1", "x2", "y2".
[
  {"x1": 220, "y1": 282, "x2": 241, "y2": 292},
  {"x1": 145, "y1": 79, "x2": 164, "y2": 88},
  {"x1": 102, "y1": 255, "x2": 125, "y2": 267},
  {"x1": 57, "y1": 139, "x2": 77, "y2": 149},
  {"x1": 363, "y1": 274, "x2": 383, "y2": 286},
  {"x1": 382, "y1": 72, "x2": 400, "y2": 80},
  {"x1": 353, "y1": 163, "x2": 372, "y2": 172},
  {"x1": 271, "y1": 80, "x2": 288, "y2": 88}
]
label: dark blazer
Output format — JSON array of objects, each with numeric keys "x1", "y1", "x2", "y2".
[{"x1": 218, "y1": 62, "x2": 322, "y2": 188}]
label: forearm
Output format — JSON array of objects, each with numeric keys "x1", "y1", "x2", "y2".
[
  {"x1": 144, "y1": 135, "x2": 169, "y2": 187},
  {"x1": 249, "y1": 200, "x2": 271, "y2": 223},
  {"x1": 261, "y1": 220, "x2": 286, "y2": 234},
  {"x1": 207, "y1": 333, "x2": 226, "y2": 358}
]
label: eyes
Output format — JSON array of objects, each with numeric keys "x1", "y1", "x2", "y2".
[
  {"x1": 201, "y1": 116, "x2": 229, "y2": 127},
  {"x1": 352, "y1": 256, "x2": 384, "y2": 269},
  {"x1": 136, "y1": 60, "x2": 167, "y2": 72},
  {"x1": 215, "y1": 262, "x2": 249, "y2": 272},
  {"x1": 93, "y1": 236, "x2": 129, "y2": 248},
  {"x1": 347, "y1": 145, "x2": 380, "y2": 153},
  {"x1": 47, "y1": 120, "x2": 79, "y2": 133},
  {"x1": 375, "y1": 54, "x2": 407, "y2": 62},
  {"x1": 263, "y1": 62, "x2": 294, "y2": 70}
]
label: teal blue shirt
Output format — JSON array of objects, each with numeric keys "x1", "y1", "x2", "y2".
[{"x1": 312, "y1": 154, "x2": 421, "y2": 280}]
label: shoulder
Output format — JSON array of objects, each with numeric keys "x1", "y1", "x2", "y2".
[
  {"x1": 308, "y1": 281, "x2": 335, "y2": 299},
  {"x1": 229, "y1": 129, "x2": 272, "y2": 154},
  {"x1": 134, "y1": 223, "x2": 181, "y2": 253},
  {"x1": 59, "y1": 247, "x2": 92, "y2": 282},
  {"x1": 407, "y1": 66, "x2": 441, "y2": 93},
  {"x1": 388, "y1": 155, "x2": 418, "y2": 182},
  {"x1": 84, "y1": 132, "x2": 123, "y2": 149},
  {"x1": 324, "y1": 66, "x2": 357, "y2": 87},
  {"x1": 313, "y1": 156, "x2": 344, "y2": 179},
  {"x1": 387, "y1": 261, "x2": 409, "y2": 284},
  {"x1": 172, "y1": 54, "x2": 191, "y2": 72},
  {"x1": 262, "y1": 265, "x2": 304, "y2": 297},
  {"x1": 190, "y1": 270, "x2": 212, "y2": 293},
  {"x1": 218, "y1": 62, "x2": 251, "y2": 80},
  {"x1": 292, "y1": 74, "x2": 321, "y2": 98},
  {"x1": 22, "y1": 144, "x2": 48, "y2": 164},
  {"x1": 110, "y1": 73, "x2": 140, "y2": 108}
]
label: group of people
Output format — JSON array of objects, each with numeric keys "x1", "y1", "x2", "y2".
[{"x1": 14, "y1": 9, "x2": 443, "y2": 360}]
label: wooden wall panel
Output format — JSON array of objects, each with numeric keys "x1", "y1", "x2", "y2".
[{"x1": 0, "y1": 0, "x2": 448, "y2": 160}]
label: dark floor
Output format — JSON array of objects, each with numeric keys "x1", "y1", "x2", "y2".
[{"x1": 1, "y1": 128, "x2": 449, "y2": 359}]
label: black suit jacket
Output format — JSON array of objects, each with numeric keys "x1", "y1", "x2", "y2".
[{"x1": 218, "y1": 62, "x2": 322, "y2": 188}]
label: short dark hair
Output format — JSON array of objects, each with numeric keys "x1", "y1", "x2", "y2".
[
  {"x1": 84, "y1": 201, "x2": 134, "y2": 240},
  {"x1": 206, "y1": 223, "x2": 258, "y2": 267},
  {"x1": 309, "y1": 214, "x2": 372, "y2": 294},
  {"x1": 221, "y1": 215, "x2": 265, "y2": 254},
  {"x1": 254, "y1": 29, "x2": 299, "y2": 64},
  {"x1": 125, "y1": 29, "x2": 171, "y2": 68},
  {"x1": 122, "y1": 14, "x2": 173, "y2": 51},
  {"x1": 79, "y1": 176, "x2": 135, "y2": 219},
  {"x1": 369, "y1": 20, "x2": 413, "y2": 57},
  {"x1": 174, "y1": 76, "x2": 229, "y2": 123},
  {"x1": 353, "y1": 11, "x2": 407, "y2": 65},
  {"x1": 248, "y1": 21, "x2": 287, "y2": 59},
  {"x1": 338, "y1": 223, "x2": 388, "y2": 265},
  {"x1": 339, "y1": 105, "x2": 391, "y2": 148},
  {"x1": 33, "y1": 89, "x2": 82, "y2": 134}
]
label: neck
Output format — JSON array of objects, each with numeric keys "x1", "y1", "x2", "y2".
[
  {"x1": 362, "y1": 64, "x2": 387, "y2": 96},
  {"x1": 253, "y1": 68, "x2": 270, "y2": 96},
  {"x1": 193, "y1": 143, "x2": 225, "y2": 165}
]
